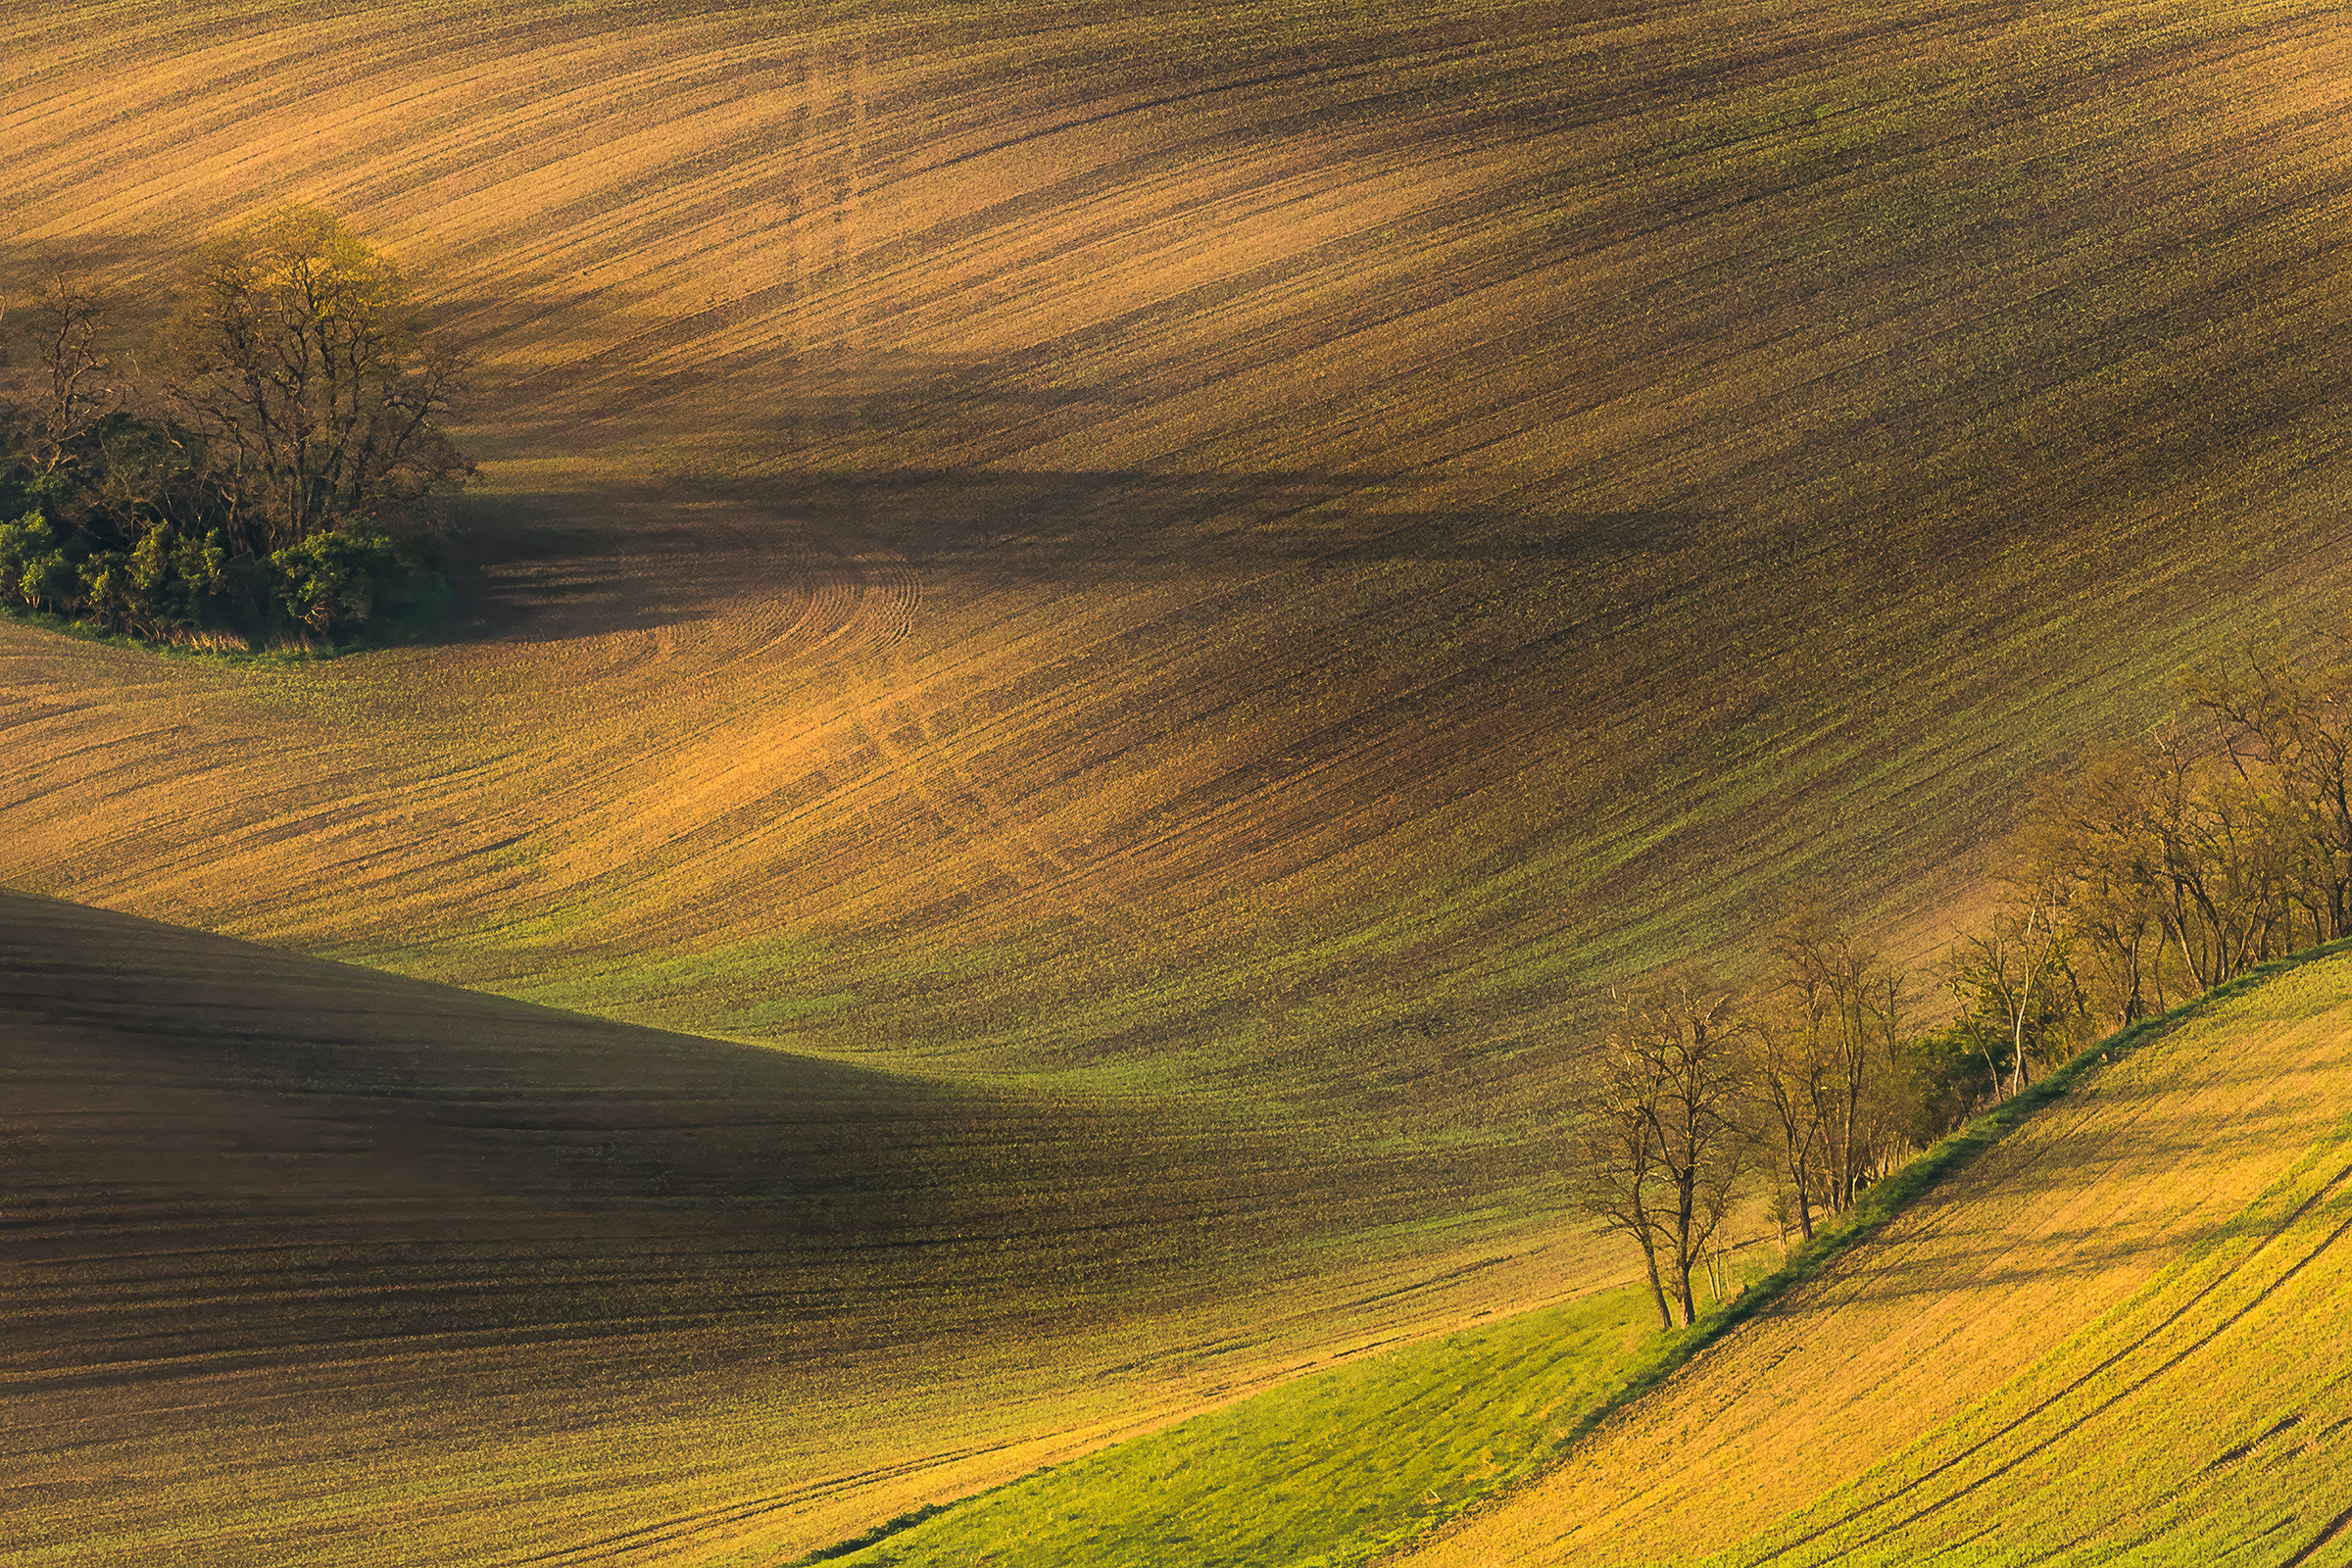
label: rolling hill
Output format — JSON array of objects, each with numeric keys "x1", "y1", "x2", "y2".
[
  {"x1": 8, "y1": 0, "x2": 2352, "y2": 1075},
  {"x1": 0, "y1": 889, "x2": 1599, "y2": 1564},
  {"x1": 8, "y1": 0, "x2": 2352, "y2": 1559},
  {"x1": 1396, "y1": 945, "x2": 2352, "y2": 1566},
  {"x1": 739, "y1": 944, "x2": 2352, "y2": 1566}
]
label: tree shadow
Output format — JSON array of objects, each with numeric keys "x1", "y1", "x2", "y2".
[{"x1": 431, "y1": 467, "x2": 1716, "y2": 647}]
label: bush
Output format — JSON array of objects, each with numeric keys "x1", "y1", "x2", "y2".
[
  {"x1": 0, "y1": 514, "x2": 76, "y2": 613},
  {"x1": 0, "y1": 211, "x2": 468, "y2": 653},
  {"x1": 270, "y1": 526, "x2": 406, "y2": 640}
]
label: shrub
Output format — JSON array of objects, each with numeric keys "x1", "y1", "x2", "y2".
[{"x1": 0, "y1": 210, "x2": 468, "y2": 652}]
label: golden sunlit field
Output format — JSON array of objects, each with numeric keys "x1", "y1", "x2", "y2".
[
  {"x1": 9, "y1": 0, "x2": 2352, "y2": 1560},
  {"x1": 1399, "y1": 949, "x2": 2352, "y2": 1566}
]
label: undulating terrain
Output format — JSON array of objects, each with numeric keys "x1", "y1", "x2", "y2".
[
  {"x1": 2, "y1": 890, "x2": 1593, "y2": 1564},
  {"x1": 8, "y1": 0, "x2": 2352, "y2": 1560},
  {"x1": 832, "y1": 947, "x2": 2352, "y2": 1566},
  {"x1": 1399, "y1": 948, "x2": 2352, "y2": 1566}
]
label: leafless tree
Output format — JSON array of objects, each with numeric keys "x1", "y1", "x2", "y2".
[
  {"x1": 1949, "y1": 893, "x2": 2080, "y2": 1102},
  {"x1": 2185, "y1": 646, "x2": 2352, "y2": 948},
  {"x1": 1765, "y1": 899, "x2": 1906, "y2": 1205},
  {"x1": 4, "y1": 273, "x2": 128, "y2": 479},
  {"x1": 1569, "y1": 1040, "x2": 1675, "y2": 1331},
  {"x1": 162, "y1": 205, "x2": 470, "y2": 555},
  {"x1": 2017, "y1": 746, "x2": 2172, "y2": 1025},
  {"x1": 1742, "y1": 1004, "x2": 1829, "y2": 1244},
  {"x1": 1569, "y1": 971, "x2": 1746, "y2": 1329}
]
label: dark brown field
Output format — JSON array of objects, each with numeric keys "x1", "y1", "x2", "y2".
[{"x1": 4, "y1": 891, "x2": 1598, "y2": 1561}]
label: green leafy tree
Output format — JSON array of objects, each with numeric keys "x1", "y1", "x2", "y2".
[
  {"x1": 271, "y1": 526, "x2": 401, "y2": 638},
  {"x1": 0, "y1": 513, "x2": 75, "y2": 612}
]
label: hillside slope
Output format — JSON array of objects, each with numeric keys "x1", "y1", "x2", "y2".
[
  {"x1": 4, "y1": 0, "x2": 2352, "y2": 1100},
  {"x1": 1398, "y1": 947, "x2": 2352, "y2": 1566},
  {"x1": 0, "y1": 890, "x2": 1599, "y2": 1565},
  {"x1": 10, "y1": 5, "x2": 2352, "y2": 1555}
]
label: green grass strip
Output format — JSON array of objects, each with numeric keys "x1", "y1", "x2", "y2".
[
  {"x1": 782, "y1": 941, "x2": 2352, "y2": 1568},
  {"x1": 786, "y1": 1286, "x2": 1663, "y2": 1568},
  {"x1": 1516, "y1": 934, "x2": 2352, "y2": 1475}
]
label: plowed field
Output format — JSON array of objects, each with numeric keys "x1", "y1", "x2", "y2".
[
  {"x1": 1, "y1": 890, "x2": 1610, "y2": 1564},
  {"x1": 11, "y1": 0, "x2": 2352, "y2": 1560},
  {"x1": 8, "y1": 1, "x2": 2352, "y2": 1079},
  {"x1": 1397, "y1": 948, "x2": 2352, "y2": 1566}
]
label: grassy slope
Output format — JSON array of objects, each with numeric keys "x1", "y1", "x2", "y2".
[
  {"x1": 812, "y1": 1284, "x2": 1672, "y2": 1568},
  {"x1": 795, "y1": 951, "x2": 2352, "y2": 1568},
  {"x1": 7, "y1": 0, "x2": 2352, "y2": 1559},
  {"x1": 0, "y1": 890, "x2": 1610, "y2": 1565},
  {"x1": 1398, "y1": 945, "x2": 2352, "y2": 1566}
]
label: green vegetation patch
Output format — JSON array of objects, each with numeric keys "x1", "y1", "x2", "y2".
[
  {"x1": 1, "y1": 207, "x2": 467, "y2": 653},
  {"x1": 805, "y1": 1286, "x2": 1660, "y2": 1568}
]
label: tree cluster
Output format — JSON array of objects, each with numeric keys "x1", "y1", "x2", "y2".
[
  {"x1": 1929, "y1": 645, "x2": 2352, "y2": 1104},
  {"x1": 0, "y1": 207, "x2": 470, "y2": 649},
  {"x1": 1572, "y1": 900, "x2": 1925, "y2": 1332},
  {"x1": 1571, "y1": 644, "x2": 2352, "y2": 1334},
  {"x1": 2009, "y1": 650, "x2": 2352, "y2": 1017}
]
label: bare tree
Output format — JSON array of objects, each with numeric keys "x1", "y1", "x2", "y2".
[
  {"x1": 1949, "y1": 895, "x2": 2079, "y2": 1102},
  {"x1": 1766, "y1": 899, "x2": 1906, "y2": 1206},
  {"x1": 2185, "y1": 647, "x2": 2352, "y2": 948},
  {"x1": 1569, "y1": 972, "x2": 1746, "y2": 1329},
  {"x1": 162, "y1": 205, "x2": 470, "y2": 555},
  {"x1": 1569, "y1": 1043, "x2": 1675, "y2": 1331},
  {"x1": 1742, "y1": 1004, "x2": 1829, "y2": 1244},
  {"x1": 5, "y1": 274, "x2": 127, "y2": 480},
  {"x1": 2017, "y1": 746, "x2": 2172, "y2": 1025},
  {"x1": 2008, "y1": 696, "x2": 2333, "y2": 1037},
  {"x1": 2138, "y1": 732, "x2": 2294, "y2": 988}
]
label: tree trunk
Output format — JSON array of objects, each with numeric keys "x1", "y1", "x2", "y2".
[
  {"x1": 1637, "y1": 1230, "x2": 1672, "y2": 1331},
  {"x1": 1675, "y1": 1172, "x2": 1699, "y2": 1327},
  {"x1": 2009, "y1": 1002, "x2": 2030, "y2": 1100}
]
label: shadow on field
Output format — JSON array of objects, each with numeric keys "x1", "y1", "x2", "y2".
[
  {"x1": 700, "y1": 468, "x2": 1713, "y2": 567},
  {"x1": 1773, "y1": 1063, "x2": 2316, "y2": 1311},
  {"x1": 437, "y1": 469, "x2": 1717, "y2": 645},
  {"x1": 2, "y1": 889, "x2": 1511, "y2": 1376}
]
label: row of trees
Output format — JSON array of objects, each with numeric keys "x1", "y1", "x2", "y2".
[
  {"x1": 1570, "y1": 901, "x2": 1920, "y2": 1331},
  {"x1": 1574, "y1": 644, "x2": 2352, "y2": 1331},
  {"x1": 0, "y1": 206, "x2": 471, "y2": 648},
  {"x1": 2000, "y1": 650, "x2": 2352, "y2": 1028}
]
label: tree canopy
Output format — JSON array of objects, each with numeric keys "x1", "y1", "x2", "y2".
[
  {"x1": 165, "y1": 206, "x2": 469, "y2": 556},
  {"x1": 0, "y1": 206, "x2": 469, "y2": 650}
]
